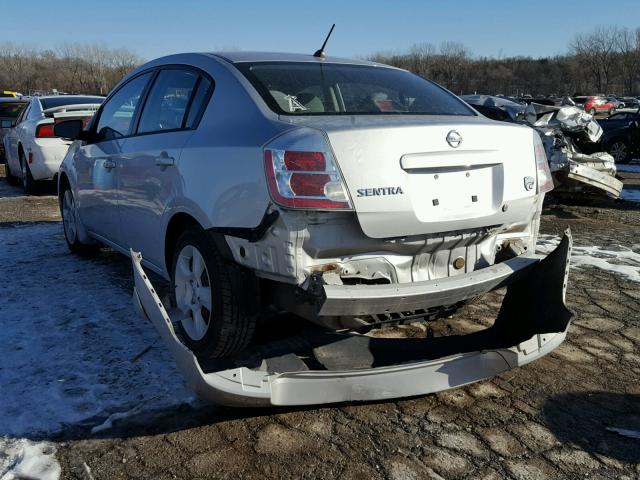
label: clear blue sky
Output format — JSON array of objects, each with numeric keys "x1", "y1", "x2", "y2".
[{"x1": 4, "y1": 0, "x2": 640, "y2": 60}]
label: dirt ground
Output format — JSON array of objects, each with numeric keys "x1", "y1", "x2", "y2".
[{"x1": 1, "y1": 164, "x2": 639, "y2": 480}]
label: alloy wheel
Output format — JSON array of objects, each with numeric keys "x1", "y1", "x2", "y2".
[
  {"x1": 174, "y1": 245, "x2": 212, "y2": 341},
  {"x1": 21, "y1": 158, "x2": 28, "y2": 190},
  {"x1": 609, "y1": 142, "x2": 627, "y2": 162},
  {"x1": 62, "y1": 190, "x2": 78, "y2": 243}
]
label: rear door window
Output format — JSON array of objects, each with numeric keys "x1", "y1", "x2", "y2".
[
  {"x1": 137, "y1": 69, "x2": 200, "y2": 134},
  {"x1": 185, "y1": 77, "x2": 213, "y2": 128},
  {"x1": 95, "y1": 72, "x2": 153, "y2": 141},
  {"x1": 16, "y1": 103, "x2": 31, "y2": 124}
]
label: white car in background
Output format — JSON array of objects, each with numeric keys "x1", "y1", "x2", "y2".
[{"x1": 3, "y1": 95, "x2": 103, "y2": 193}]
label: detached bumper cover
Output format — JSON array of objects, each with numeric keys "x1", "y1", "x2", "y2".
[
  {"x1": 131, "y1": 231, "x2": 573, "y2": 407},
  {"x1": 566, "y1": 162, "x2": 624, "y2": 197}
]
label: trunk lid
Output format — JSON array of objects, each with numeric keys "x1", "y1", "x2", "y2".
[{"x1": 284, "y1": 116, "x2": 539, "y2": 238}]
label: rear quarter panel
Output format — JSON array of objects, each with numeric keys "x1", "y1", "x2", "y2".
[{"x1": 163, "y1": 55, "x2": 290, "y2": 232}]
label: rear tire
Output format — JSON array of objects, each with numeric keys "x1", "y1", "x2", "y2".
[
  {"x1": 171, "y1": 227, "x2": 257, "y2": 359},
  {"x1": 60, "y1": 187, "x2": 99, "y2": 254},
  {"x1": 608, "y1": 139, "x2": 630, "y2": 164},
  {"x1": 589, "y1": 108, "x2": 596, "y2": 115},
  {"x1": 19, "y1": 150, "x2": 37, "y2": 195},
  {"x1": 5, "y1": 158, "x2": 18, "y2": 185}
]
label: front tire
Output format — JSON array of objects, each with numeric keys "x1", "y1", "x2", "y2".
[
  {"x1": 589, "y1": 108, "x2": 596, "y2": 115},
  {"x1": 61, "y1": 187, "x2": 98, "y2": 254},
  {"x1": 172, "y1": 227, "x2": 257, "y2": 359}
]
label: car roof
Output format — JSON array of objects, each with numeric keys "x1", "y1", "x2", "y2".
[
  {"x1": 35, "y1": 95, "x2": 105, "y2": 100},
  {"x1": 0, "y1": 97, "x2": 28, "y2": 103},
  {"x1": 206, "y1": 51, "x2": 389, "y2": 68}
]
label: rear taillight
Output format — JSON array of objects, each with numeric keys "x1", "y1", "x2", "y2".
[
  {"x1": 35, "y1": 124, "x2": 55, "y2": 138},
  {"x1": 264, "y1": 149, "x2": 352, "y2": 210},
  {"x1": 533, "y1": 131, "x2": 554, "y2": 194}
]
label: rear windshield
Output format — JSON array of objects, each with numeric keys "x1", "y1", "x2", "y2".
[
  {"x1": 0, "y1": 101, "x2": 27, "y2": 118},
  {"x1": 235, "y1": 62, "x2": 475, "y2": 116},
  {"x1": 40, "y1": 96, "x2": 104, "y2": 111}
]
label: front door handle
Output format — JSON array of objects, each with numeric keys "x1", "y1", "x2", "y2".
[
  {"x1": 155, "y1": 152, "x2": 175, "y2": 167},
  {"x1": 103, "y1": 159, "x2": 116, "y2": 170}
]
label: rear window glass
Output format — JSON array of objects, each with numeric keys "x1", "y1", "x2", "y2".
[
  {"x1": 0, "y1": 102, "x2": 27, "y2": 118},
  {"x1": 40, "y1": 96, "x2": 104, "y2": 111},
  {"x1": 235, "y1": 62, "x2": 474, "y2": 116}
]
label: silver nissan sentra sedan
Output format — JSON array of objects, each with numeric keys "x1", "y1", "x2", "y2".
[{"x1": 55, "y1": 52, "x2": 573, "y2": 406}]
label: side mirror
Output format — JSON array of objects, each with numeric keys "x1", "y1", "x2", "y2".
[
  {"x1": 1, "y1": 120, "x2": 13, "y2": 128},
  {"x1": 54, "y1": 119, "x2": 85, "y2": 140}
]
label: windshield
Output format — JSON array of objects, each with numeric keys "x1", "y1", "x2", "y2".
[
  {"x1": 0, "y1": 101, "x2": 27, "y2": 118},
  {"x1": 40, "y1": 96, "x2": 104, "y2": 111},
  {"x1": 235, "y1": 62, "x2": 475, "y2": 116}
]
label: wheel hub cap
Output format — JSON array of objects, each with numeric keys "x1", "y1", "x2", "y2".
[{"x1": 174, "y1": 245, "x2": 212, "y2": 342}]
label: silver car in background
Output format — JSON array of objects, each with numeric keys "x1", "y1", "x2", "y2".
[
  {"x1": 56, "y1": 52, "x2": 572, "y2": 406},
  {"x1": 0, "y1": 97, "x2": 28, "y2": 162}
]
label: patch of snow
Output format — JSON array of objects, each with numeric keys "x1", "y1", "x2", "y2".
[
  {"x1": 537, "y1": 234, "x2": 640, "y2": 282},
  {"x1": 616, "y1": 163, "x2": 640, "y2": 173},
  {"x1": 606, "y1": 427, "x2": 640, "y2": 439},
  {"x1": 621, "y1": 187, "x2": 640, "y2": 203},
  {"x1": 0, "y1": 438, "x2": 60, "y2": 480},
  {"x1": 0, "y1": 223, "x2": 196, "y2": 479},
  {"x1": 90, "y1": 403, "x2": 150, "y2": 435}
]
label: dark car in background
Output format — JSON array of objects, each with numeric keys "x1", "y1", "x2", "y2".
[
  {"x1": 621, "y1": 97, "x2": 640, "y2": 109},
  {"x1": 597, "y1": 108, "x2": 640, "y2": 163},
  {"x1": 571, "y1": 96, "x2": 588, "y2": 109},
  {"x1": 0, "y1": 97, "x2": 28, "y2": 162}
]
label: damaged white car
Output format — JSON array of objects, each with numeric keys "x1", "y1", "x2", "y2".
[{"x1": 55, "y1": 52, "x2": 572, "y2": 406}]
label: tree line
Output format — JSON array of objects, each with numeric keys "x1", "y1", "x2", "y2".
[
  {"x1": 1, "y1": 25, "x2": 638, "y2": 97},
  {"x1": 0, "y1": 43, "x2": 142, "y2": 95},
  {"x1": 369, "y1": 25, "x2": 640, "y2": 96}
]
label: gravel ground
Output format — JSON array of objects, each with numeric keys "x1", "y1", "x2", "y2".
[{"x1": 1, "y1": 164, "x2": 639, "y2": 480}]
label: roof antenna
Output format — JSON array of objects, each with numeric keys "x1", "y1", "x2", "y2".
[{"x1": 313, "y1": 24, "x2": 335, "y2": 58}]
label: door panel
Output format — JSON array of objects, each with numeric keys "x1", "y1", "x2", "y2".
[
  {"x1": 118, "y1": 131, "x2": 193, "y2": 267},
  {"x1": 76, "y1": 71, "x2": 154, "y2": 246},
  {"x1": 75, "y1": 138, "x2": 127, "y2": 243},
  {"x1": 116, "y1": 68, "x2": 205, "y2": 269}
]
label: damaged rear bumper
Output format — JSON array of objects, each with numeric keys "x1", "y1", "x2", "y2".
[
  {"x1": 130, "y1": 232, "x2": 573, "y2": 407},
  {"x1": 319, "y1": 253, "x2": 544, "y2": 317},
  {"x1": 565, "y1": 162, "x2": 624, "y2": 197}
]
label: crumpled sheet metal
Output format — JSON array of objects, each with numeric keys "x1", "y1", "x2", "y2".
[
  {"x1": 463, "y1": 96, "x2": 621, "y2": 198},
  {"x1": 531, "y1": 107, "x2": 621, "y2": 197}
]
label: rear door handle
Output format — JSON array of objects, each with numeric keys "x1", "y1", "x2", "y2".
[
  {"x1": 155, "y1": 152, "x2": 175, "y2": 167},
  {"x1": 103, "y1": 159, "x2": 116, "y2": 170}
]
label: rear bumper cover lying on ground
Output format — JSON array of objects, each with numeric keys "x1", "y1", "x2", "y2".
[
  {"x1": 565, "y1": 162, "x2": 624, "y2": 197},
  {"x1": 131, "y1": 231, "x2": 573, "y2": 407}
]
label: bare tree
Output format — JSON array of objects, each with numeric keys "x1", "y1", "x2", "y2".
[
  {"x1": 0, "y1": 42, "x2": 142, "y2": 94},
  {"x1": 616, "y1": 27, "x2": 640, "y2": 94},
  {"x1": 434, "y1": 41, "x2": 471, "y2": 92},
  {"x1": 570, "y1": 26, "x2": 618, "y2": 93},
  {"x1": 408, "y1": 43, "x2": 436, "y2": 77}
]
